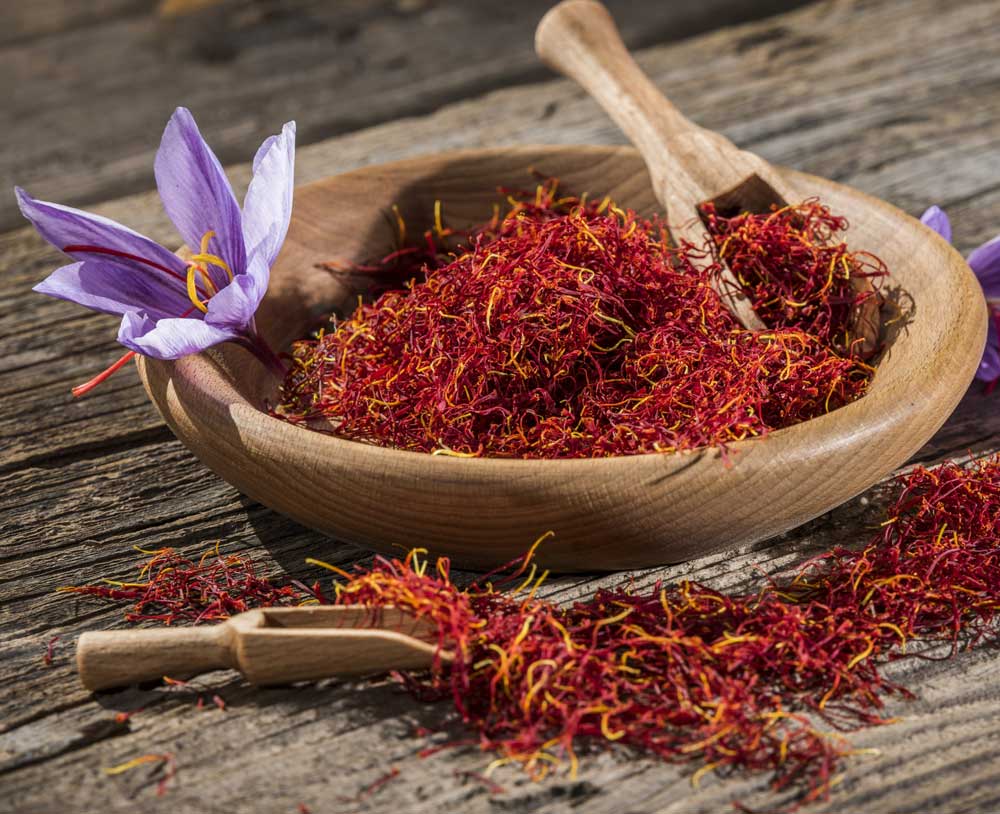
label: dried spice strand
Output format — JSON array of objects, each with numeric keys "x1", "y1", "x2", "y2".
[
  {"x1": 59, "y1": 544, "x2": 310, "y2": 625},
  {"x1": 700, "y1": 200, "x2": 887, "y2": 356},
  {"x1": 102, "y1": 752, "x2": 177, "y2": 796},
  {"x1": 42, "y1": 634, "x2": 60, "y2": 666},
  {"x1": 327, "y1": 455, "x2": 1000, "y2": 804},
  {"x1": 275, "y1": 181, "x2": 876, "y2": 458},
  {"x1": 66, "y1": 456, "x2": 1000, "y2": 807}
]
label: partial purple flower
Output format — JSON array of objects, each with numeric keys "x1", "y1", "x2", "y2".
[
  {"x1": 921, "y1": 206, "x2": 1000, "y2": 384},
  {"x1": 17, "y1": 107, "x2": 295, "y2": 393}
]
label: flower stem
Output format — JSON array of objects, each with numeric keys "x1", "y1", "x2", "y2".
[{"x1": 241, "y1": 330, "x2": 287, "y2": 379}]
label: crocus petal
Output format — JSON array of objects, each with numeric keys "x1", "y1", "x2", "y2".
[
  {"x1": 253, "y1": 135, "x2": 278, "y2": 173},
  {"x1": 920, "y1": 205, "x2": 952, "y2": 243},
  {"x1": 16, "y1": 187, "x2": 191, "y2": 312},
  {"x1": 242, "y1": 121, "x2": 295, "y2": 268},
  {"x1": 118, "y1": 311, "x2": 237, "y2": 359},
  {"x1": 977, "y1": 315, "x2": 1000, "y2": 382},
  {"x1": 969, "y1": 235, "x2": 1000, "y2": 300},
  {"x1": 155, "y1": 108, "x2": 246, "y2": 284},
  {"x1": 243, "y1": 241, "x2": 273, "y2": 296},
  {"x1": 204, "y1": 273, "x2": 263, "y2": 332},
  {"x1": 34, "y1": 260, "x2": 184, "y2": 320}
]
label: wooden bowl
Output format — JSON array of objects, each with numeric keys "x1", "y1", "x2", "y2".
[{"x1": 137, "y1": 146, "x2": 986, "y2": 571}]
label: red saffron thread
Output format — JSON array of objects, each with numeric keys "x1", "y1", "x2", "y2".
[
  {"x1": 274, "y1": 180, "x2": 880, "y2": 458},
  {"x1": 66, "y1": 456, "x2": 1000, "y2": 806},
  {"x1": 42, "y1": 634, "x2": 60, "y2": 666},
  {"x1": 335, "y1": 767, "x2": 401, "y2": 803},
  {"x1": 69, "y1": 305, "x2": 198, "y2": 397},
  {"x1": 71, "y1": 351, "x2": 137, "y2": 397},
  {"x1": 454, "y1": 769, "x2": 506, "y2": 794},
  {"x1": 62, "y1": 245, "x2": 191, "y2": 286},
  {"x1": 58, "y1": 544, "x2": 307, "y2": 625}
]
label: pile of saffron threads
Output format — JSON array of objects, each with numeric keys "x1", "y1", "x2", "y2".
[
  {"x1": 68, "y1": 456, "x2": 1000, "y2": 806},
  {"x1": 329, "y1": 457, "x2": 1000, "y2": 801},
  {"x1": 700, "y1": 201, "x2": 887, "y2": 355},
  {"x1": 273, "y1": 180, "x2": 881, "y2": 458}
]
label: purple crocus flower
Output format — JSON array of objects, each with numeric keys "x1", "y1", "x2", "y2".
[
  {"x1": 921, "y1": 205, "x2": 1000, "y2": 385},
  {"x1": 17, "y1": 107, "x2": 294, "y2": 393}
]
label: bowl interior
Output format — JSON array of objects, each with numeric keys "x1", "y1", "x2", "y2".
[{"x1": 245, "y1": 147, "x2": 933, "y2": 417}]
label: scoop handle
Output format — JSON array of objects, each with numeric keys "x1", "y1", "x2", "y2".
[
  {"x1": 76, "y1": 626, "x2": 233, "y2": 691},
  {"x1": 536, "y1": 1, "x2": 705, "y2": 167},
  {"x1": 536, "y1": 0, "x2": 765, "y2": 191}
]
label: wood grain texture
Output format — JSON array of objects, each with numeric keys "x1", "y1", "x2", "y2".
[
  {"x1": 0, "y1": 0, "x2": 806, "y2": 232},
  {"x1": 4, "y1": 0, "x2": 1000, "y2": 811}
]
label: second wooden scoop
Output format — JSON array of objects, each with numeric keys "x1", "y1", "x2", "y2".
[
  {"x1": 76, "y1": 606, "x2": 447, "y2": 691},
  {"x1": 536, "y1": 0, "x2": 879, "y2": 351}
]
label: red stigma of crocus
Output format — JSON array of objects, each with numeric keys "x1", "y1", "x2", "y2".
[
  {"x1": 62, "y1": 244, "x2": 190, "y2": 285},
  {"x1": 71, "y1": 351, "x2": 138, "y2": 398}
]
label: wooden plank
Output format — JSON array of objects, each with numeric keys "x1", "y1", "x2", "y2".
[
  {"x1": 0, "y1": 0, "x2": 807, "y2": 232},
  {"x1": 4, "y1": 0, "x2": 1000, "y2": 812},
  {"x1": 4, "y1": 0, "x2": 1000, "y2": 468},
  {"x1": 2, "y1": 448, "x2": 999, "y2": 813},
  {"x1": 0, "y1": 0, "x2": 153, "y2": 45}
]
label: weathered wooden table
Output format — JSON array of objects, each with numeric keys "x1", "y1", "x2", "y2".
[{"x1": 4, "y1": 1, "x2": 1000, "y2": 811}]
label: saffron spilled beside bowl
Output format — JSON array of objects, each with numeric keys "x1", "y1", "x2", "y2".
[{"x1": 136, "y1": 146, "x2": 986, "y2": 571}]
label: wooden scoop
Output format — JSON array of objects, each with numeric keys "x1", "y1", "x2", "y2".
[
  {"x1": 76, "y1": 606, "x2": 447, "y2": 691},
  {"x1": 536, "y1": 0, "x2": 879, "y2": 353}
]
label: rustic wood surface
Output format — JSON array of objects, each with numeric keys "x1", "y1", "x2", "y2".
[
  {"x1": 3, "y1": 0, "x2": 1000, "y2": 811},
  {"x1": 0, "y1": 0, "x2": 806, "y2": 233}
]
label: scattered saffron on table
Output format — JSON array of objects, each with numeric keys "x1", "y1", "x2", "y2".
[
  {"x1": 454, "y1": 769, "x2": 506, "y2": 794},
  {"x1": 58, "y1": 544, "x2": 305, "y2": 624},
  {"x1": 323, "y1": 456, "x2": 1000, "y2": 802},
  {"x1": 335, "y1": 767, "x2": 401, "y2": 804},
  {"x1": 67, "y1": 457, "x2": 1000, "y2": 806},
  {"x1": 42, "y1": 634, "x2": 60, "y2": 666},
  {"x1": 161, "y1": 675, "x2": 228, "y2": 710},
  {"x1": 273, "y1": 180, "x2": 881, "y2": 458},
  {"x1": 102, "y1": 752, "x2": 177, "y2": 796}
]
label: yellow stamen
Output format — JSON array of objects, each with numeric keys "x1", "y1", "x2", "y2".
[
  {"x1": 103, "y1": 753, "x2": 168, "y2": 775},
  {"x1": 184, "y1": 230, "x2": 234, "y2": 312},
  {"x1": 186, "y1": 265, "x2": 209, "y2": 313},
  {"x1": 433, "y1": 200, "x2": 444, "y2": 237},
  {"x1": 189, "y1": 251, "x2": 233, "y2": 281}
]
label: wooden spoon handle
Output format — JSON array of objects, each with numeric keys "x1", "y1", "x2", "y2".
[
  {"x1": 536, "y1": 1, "x2": 703, "y2": 170},
  {"x1": 536, "y1": 0, "x2": 768, "y2": 194},
  {"x1": 536, "y1": 0, "x2": 766, "y2": 329},
  {"x1": 76, "y1": 626, "x2": 233, "y2": 691}
]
